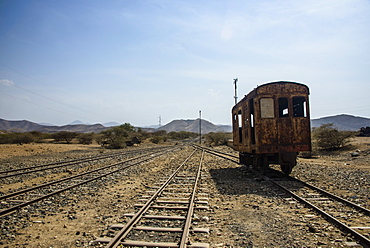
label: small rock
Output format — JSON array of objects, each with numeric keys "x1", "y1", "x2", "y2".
[
  {"x1": 350, "y1": 152, "x2": 359, "y2": 157},
  {"x1": 201, "y1": 216, "x2": 209, "y2": 222},
  {"x1": 308, "y1": 224, "x2": 319, "y2": 233}
]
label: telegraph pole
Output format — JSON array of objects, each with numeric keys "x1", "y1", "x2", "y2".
[
  {"x1": 199, "y1": 110, "x2": 202, "y2": 144},
  {"x1": 233, "y1": 78, "x2": 238, "y2": 104}
]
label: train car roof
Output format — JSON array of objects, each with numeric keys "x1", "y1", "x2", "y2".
[
  {"x1": 256, "y1": 81, "x2": 309, "y2": 92},
  {"x1": 232, "y1": 81, "x2": 309, "y2": 110}
]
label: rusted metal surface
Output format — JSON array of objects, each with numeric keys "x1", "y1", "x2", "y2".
[
  {"x1": 232, "y1": 81, "x2": 311, "y2": 153},
  {"x1": 231, "y1": 81, "x2": 311, "y2": 173}
]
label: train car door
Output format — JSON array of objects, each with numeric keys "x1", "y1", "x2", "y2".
[
  {"x1": 292, "y1": 96, "x2": 311, "y2": 149},
  {"x1": 277, "y1": 97, "x2": 293, "y2": 151}
]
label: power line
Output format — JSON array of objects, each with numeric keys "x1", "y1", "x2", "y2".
[
  {"x1": 0, "y1": 62, "x2": 115, "y2": 121},
  {"x1": 0, "y1": 91, "x2": 90, "y2": 121}
]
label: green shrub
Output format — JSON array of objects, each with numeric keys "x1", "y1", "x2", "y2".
[
  {"x1": 312, "y1": 123, "x2": 354, "y2": 150},
  {"x1": 51, "y1": 131, "x2": 78, "y2": 144},
  {"x1": 204, "y1": 132, "x2": 231, "y2": 146},
  {"x1": 99, "y1": 123, "x2": 136, "y2": 149},
  {"x1": 78, "y1": 133, "x2": 94, "y2": 145},
  {"x1": 150, "y1": 136, "x2": 163, "y2": 144},
  {"x1": 0, "y1": 133, "x2": 35, "y2": 144}
]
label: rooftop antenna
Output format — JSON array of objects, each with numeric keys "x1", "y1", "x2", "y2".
[{"x1": 233, "y1": 78, "x2": 238, "y2": 104}]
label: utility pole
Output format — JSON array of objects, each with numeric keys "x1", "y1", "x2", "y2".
[
  {"x1": 199, "y1": 110, "x2": 201, "y2": 145},
  {"x1": 233, "y1": 78, "x2": 238, "y2": 104}
]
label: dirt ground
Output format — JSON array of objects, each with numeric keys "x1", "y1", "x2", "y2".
[
  {"x1": 0, "y1": 137, "x2": 369, "y2": 247},
  {"x1": 0, "y1": 143, "x2": 102, "y2": 160}
]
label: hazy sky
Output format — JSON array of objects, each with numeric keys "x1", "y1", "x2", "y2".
[{"x1": 1, "y1": 0, "x2": 369, "y2": 126}]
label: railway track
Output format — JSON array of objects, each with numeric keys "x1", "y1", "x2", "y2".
[
  {"x1": 94, "y1": 148, "x2": 210, "y2": 248},
  {"x1": 201, "y1": 146, "x2": 370, "y2": 247},
  {"x1": 0, "y1": 146, "x2": 176, "y2": 218},
  {"x1": 0, "y1": 146, "x2": 168, "y2": 180}
]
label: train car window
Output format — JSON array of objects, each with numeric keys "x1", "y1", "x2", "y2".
[
  {"x1": 249, "y1": 98, "x2": 254, "y2": 127},
  {"x1": 238, "y1": 110, "x2": 242, "y2": 128},
  {"x1": 238, "y1": 110, "x2": 243, "y2": 143},
  {"x1": 249, "y1": 98, "x2": 256, "y2": 144},
  {"x1": 293, "y1": 97, "x2": 307, "y2": 117},
  {"x1": 260, "y1": 98, "x2": 274, "y2": 118},
  {"x1": 278, "y1": 98, "x2": 289, "y2": 117}
]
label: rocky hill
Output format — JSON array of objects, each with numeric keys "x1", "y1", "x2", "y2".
[
  {"x1": 0, "y1": 119, "x2": 108, "y2": 133},
  {"x1": 157, "y1": 119, "x2": 231, "y2": 134},
  {"x1": 311, "y1": 114, "x2": 370, "y2": 131}
]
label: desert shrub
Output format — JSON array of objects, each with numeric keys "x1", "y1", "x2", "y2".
[
  {"x1": 99, "y1": 123, "x2": 135, "y2": 149},
  {"x1": 29, "y1": 131, "x2": 45, "y2": 143},
  {"x1": 0, "y1": 134, "x2": 13, "y2": 144},
  {"x1": 51, "y1": 131, "x2": 78, "y2": 144},
  {"x1": 359, "y1": 126, "x2": 370, "y2": 137},
  {"x1": 13, "y1": 133, "x2": 35, "y2": 144},
  {"x1": 0, "y1": 133, "x2": 35, "y2": 144},
  {"x1": 78, "y1": 133, "x2": 94, "y2": 145},
  {"x1": 204, "y1": 132, "x2": 231, "y2": 146},
  {"x1": 147, "y1": 130, "x2": 167, "y2": 143},
  {"x1": 150, "y1": 136, "x2": 163, "y2": 144},
  {"x1": 168, "y1": 131, "x2": 198, "y2": 140},
  {"x1": 312, "y1": 123, "x2": 354, "y2": 150}
]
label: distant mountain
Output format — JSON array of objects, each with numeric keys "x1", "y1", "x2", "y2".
[
  {"x1": 37, "y1": 124, "x2": 107, "y2": 133},
  {"x1": 0, "y1": 119, "x2": 44, "y2": 133},
  {"x1": 311, "y1": 114, "x2": 370, "y2": 131},
  {"x1": 157, "y1": 119, "x2": 231, "y2": 134},
  {"x1": 0, "y1": 118, "x2": 108, "y2": 133},
  {"x1": 69, "y1": 120, "x2": 88, "y2": 125},
  {"x1": 103, "y1": 121, "x2": 120, "y2": 127}
]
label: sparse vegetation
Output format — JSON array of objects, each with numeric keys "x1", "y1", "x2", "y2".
[
  {"x1": 99, "y1": 124, "x2": 134, "y2": 149},
  {"x1": 359, "y1": 126, "x2": 370, "y2": 137},
  {"x1": 78, "y1": 133, "x2": 95, "y2": 145},
  {"x1": 204, "y1": 132, "x2": 231, "y2": 146},
  {"x1": 168, "y1": 131, "x2": 198, "y2": 140},
  {"x1": 0, "y1": 132, "x2": 50, "y2": 145},
  {"x1": 312, "y1": 123, "x2": 355, "y2": 151},
  {"x1": 51, "y1": 131, "x2": 78, "y2": 144}
]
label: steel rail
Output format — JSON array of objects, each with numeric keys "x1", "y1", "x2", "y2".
[
  {"x1": 287, "y1": 175, "x2": 370, "y2": 216},
  {"x1": 201, "y1": 146, "x2": 370, "y2": 247},
  {"x1": 0, "y1": 146, "x2": 167, "y2": 179},
  {"x1": 0, "y1": 148, "x2": 175, "y2": 217},
  {"x1": 192, "y1": 144, "x2": 238, "y2": 159},
  {"x1": 265, "y1": 176, "x2": 370, "y2": 248},
  {"x1": 105, "y1": 149, "x2": 197, "y2": 248},
  {"x1": 0, "y1": 150, "x2": 124, "y2": 175},
  {"x1": 179, "y1": 149, "x2": 204, "y2": 247}
]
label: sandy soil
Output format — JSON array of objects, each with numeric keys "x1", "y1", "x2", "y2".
[{"x1": 0, "y1": 143, "x2": 102, "y2": 160}]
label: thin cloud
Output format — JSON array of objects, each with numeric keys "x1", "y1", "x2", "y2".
[{"x1": 0, "y1": 79, "x2": 14, "y2": 86}]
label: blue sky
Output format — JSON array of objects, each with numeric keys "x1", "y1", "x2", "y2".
[{"x1": 0, "y1": 0, "x2": 369, "y2": 127}]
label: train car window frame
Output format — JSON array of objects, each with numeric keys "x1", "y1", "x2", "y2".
[
  {"x1": 260, "y1": 98, "x2": 275, "y2": 118},
  {"x1": 278, "y1": 97, "x2": 289, "y2": 117},
  {"x1": 238, "y1": 110, "x2": 243, "y2": 143},
  {"x1": 249, "y1": 98, "x2": 256, "y2": 145},
  {"x1": 293, "y1": 96, "x2": 307, "y2": 117}
]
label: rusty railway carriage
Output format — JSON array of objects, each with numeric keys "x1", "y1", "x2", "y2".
[{"x1": 232, "y1": 81, "x2": 311, "y2": 174}]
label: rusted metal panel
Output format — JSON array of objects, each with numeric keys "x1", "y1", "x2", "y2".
[{"x1": 232, "y1": 81, "x2": 311, "y2": 155}]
